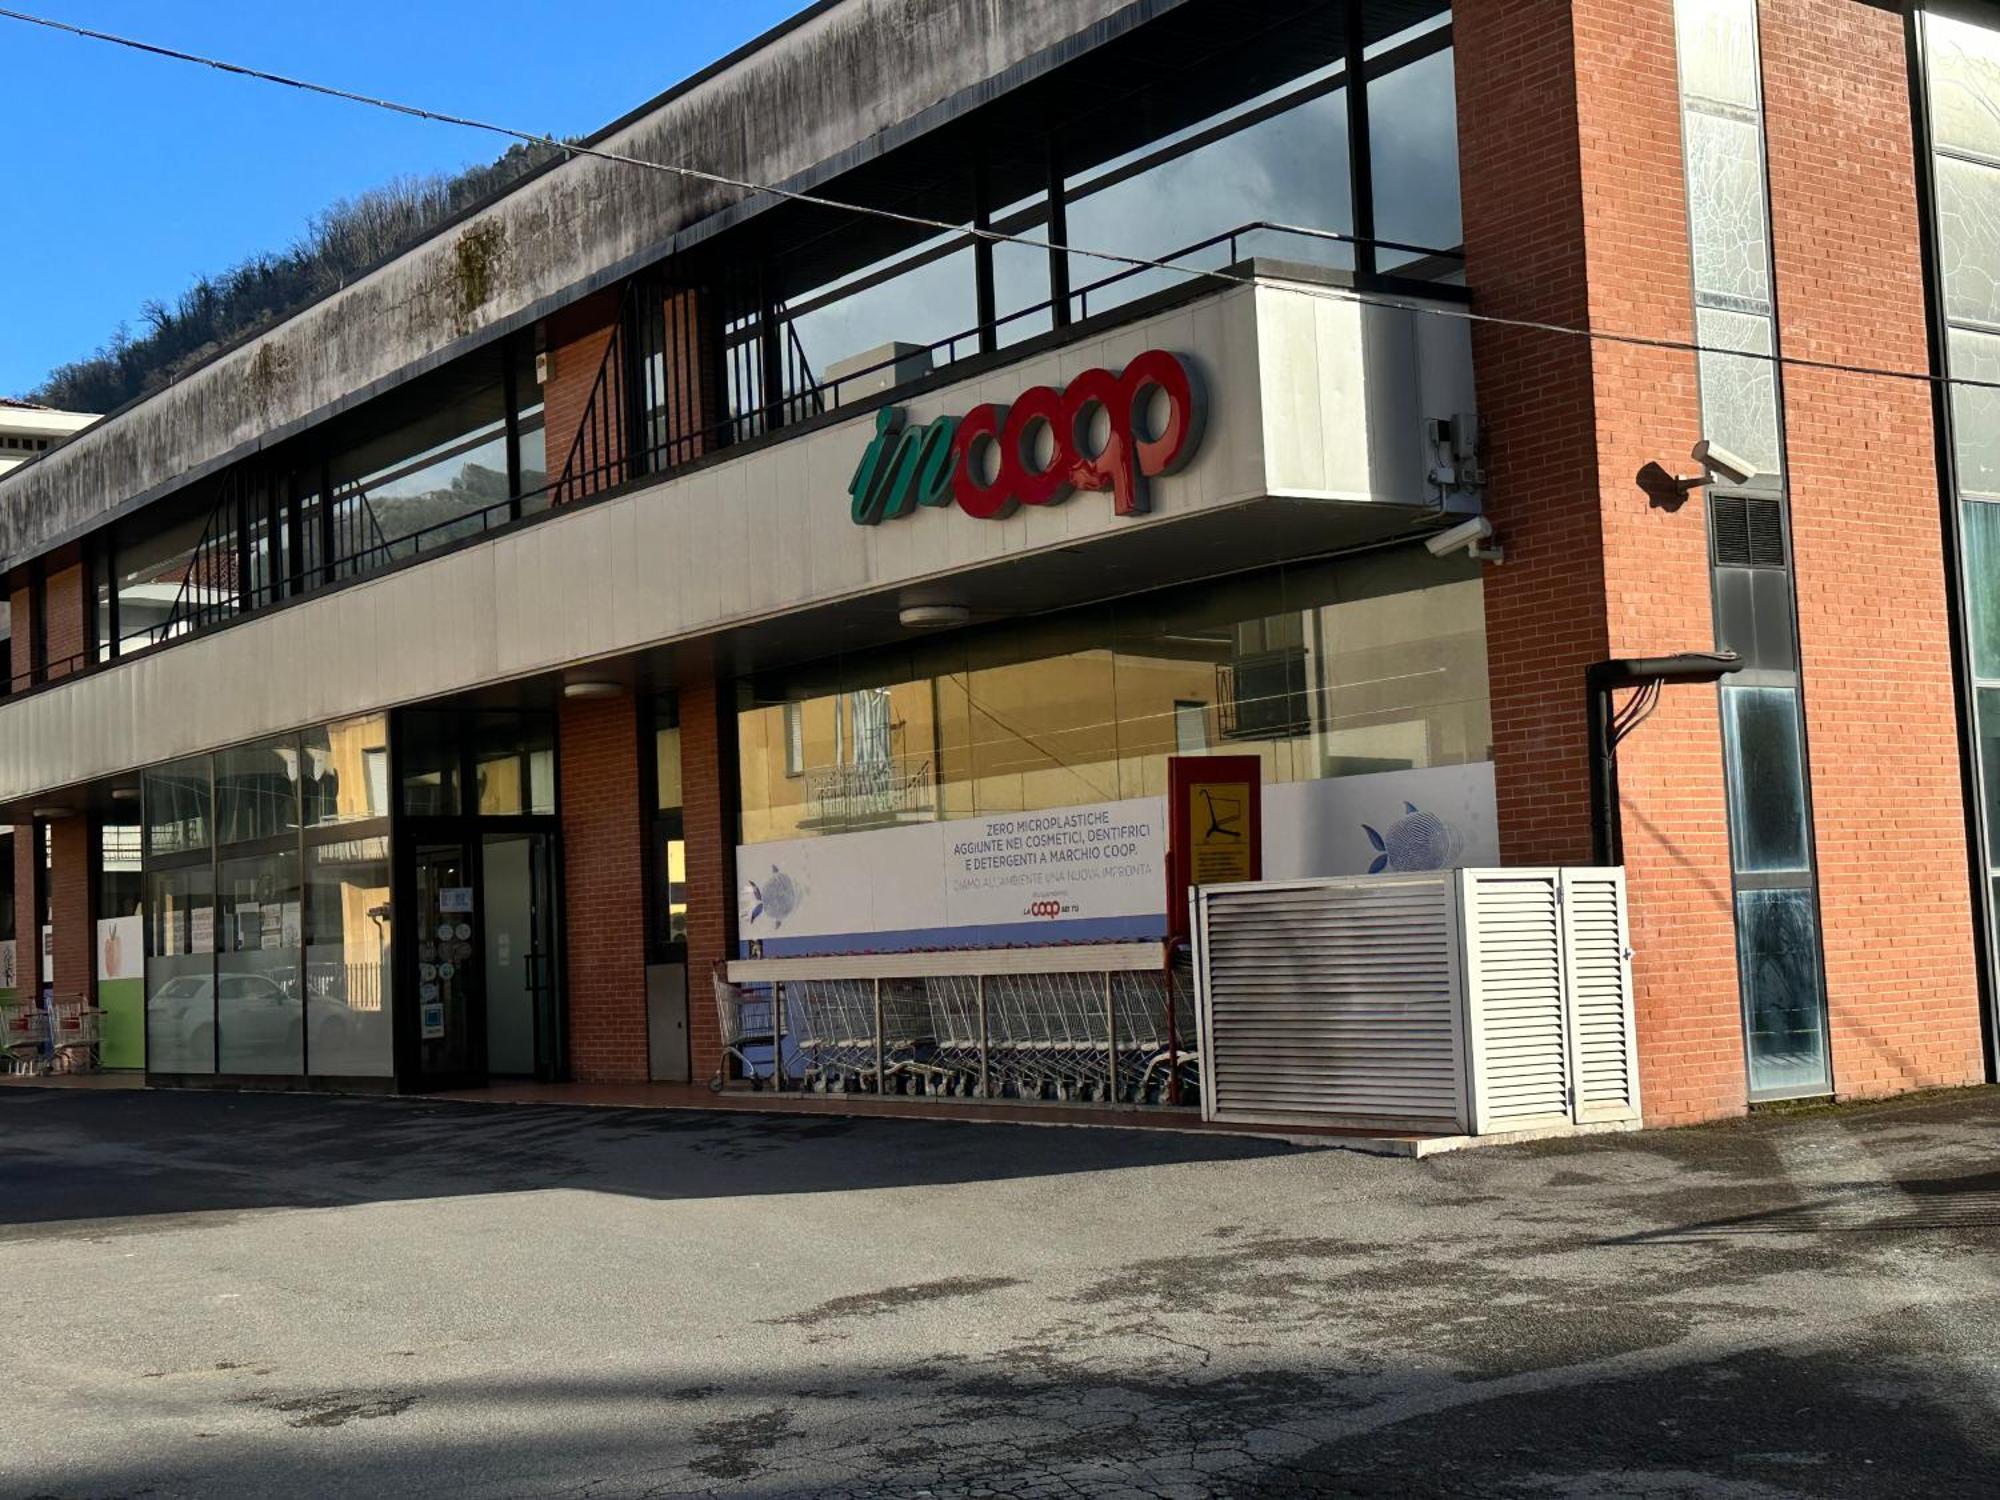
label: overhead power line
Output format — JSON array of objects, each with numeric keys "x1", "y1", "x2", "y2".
[{"x1": 3, "y1": 4, "x2": 1997, "y2": 398}]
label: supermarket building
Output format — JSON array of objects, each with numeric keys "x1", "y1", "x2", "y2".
[{"x1": 1, "y1": 0, "x2": 1996, "y2": 1124}]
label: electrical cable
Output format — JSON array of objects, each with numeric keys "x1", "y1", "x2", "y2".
[{"x1": 3, "y1": 4, "x2": 1998, "y2": 398}]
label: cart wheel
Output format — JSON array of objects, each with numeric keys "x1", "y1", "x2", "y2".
[
  {"x1": 748, "y1": 1073, "x2": 765, "y2": 1092},
  {"x1": 707, "y1": 1073, "x2": 725, "y2": 1094}
]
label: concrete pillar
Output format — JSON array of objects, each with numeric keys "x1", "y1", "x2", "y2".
[{"x1": 676, "y1": 645, "x2": 737, "y2": 1086}]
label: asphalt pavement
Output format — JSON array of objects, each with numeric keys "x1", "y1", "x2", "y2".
[{"x1": 2, "y1": 1083, "x2": 1998, "y2": 1498}]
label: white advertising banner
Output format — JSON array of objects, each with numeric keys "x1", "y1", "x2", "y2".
[
  {"x1": 96, "y1": 916, "x2": 144, "y2": 983},
  {"x1": 736, "y1": 763, "x2": 1497, "y2": 953}
]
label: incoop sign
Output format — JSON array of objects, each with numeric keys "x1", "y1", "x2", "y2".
[{"x1": 848, "y1": 350, "x2": 1204, "y2": 526}]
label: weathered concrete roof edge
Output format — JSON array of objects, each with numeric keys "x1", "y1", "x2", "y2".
[{"x1": 0, "y1": 0, "x2": 1177, "y2": 568}]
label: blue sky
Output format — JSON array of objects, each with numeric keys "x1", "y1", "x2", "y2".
[{"x1": 0, "y1": 0, "x2": 802, "y2": 399}]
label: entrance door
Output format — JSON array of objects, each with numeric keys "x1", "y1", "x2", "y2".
[
  {"x1": 482, "y1": 832, "x2": 561, "y2": 1081},
  {"x1": 411, "y1": 840, "x2": 481, "y2": 1087}
]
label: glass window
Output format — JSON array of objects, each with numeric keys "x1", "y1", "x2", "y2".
[
  {"x1": 303, "y1": 715, "x2": 390, "y2": 827},
  {"x1": 329, "y1": 370, "x2": 509, "y2": 571},
  {"x1": 1738, "y1": 886, "x2": 1830, "y2": 1097},
  {"x1": 1674, "y1": 0, "x2": 1760, "y2": 110},
  {"x1": 1977, "y1": 689, "x2": 2000, "y2": 862},
  {"x1": 114, "y1": 495, "x2": 222, "y2": 654},
  {"x1": 657, "y1": 697, "x2": 684, "y2": 812},
  {"x1": 1937, "y1": 153, "x2": 2000, "y2": 331},
  {"x1": 1369, "y1": 43, "x2": 1463, "y2": 270},
  {"x1": 782, "y1": 233, "x2": 978, "y2": 412},
  {"x1": 216, "y1": 736, "x2": 301, "y2": 845},
  {"x1": 1963, "y1": 502, "x2": 2000, "y2": 678},
  {"x1": 1066, "y1": 73, "x2": 1353, "y2": 319},
  {"x1": 216, "y1": 850, "x2": 303, "y2": 1076},
  {"x1": 144, "y1": 864, "x2": 215, "y2": 1074},
  {"x1": 514, "y1": 342, "x2": 549, "y2": 515},
  {"x1": 400, "y1": 711, "x2": 462, "y2": 817},
  {"x1": 1696, "y1": 306, "x2": 1782, "y2": 481},
  {"x1": 1950, "y1": 325, "x2": 2000, "y2": 496},
  {"x1": 473, "y1": 713, "x2": 556, "y2": 817},
  {"x1": 1720, "y1": 685, "x2": 1811, "y2": 874},
  {"x1": 1683, "y1": 107, "x2": 1771, "y2": 312},
  {"x1": 1929, "y1": 12, "x2": 2000, "y2": 161},
  {"x1": 736, "y1": 552, "x2": 1492, "y2": 843},
  {"x1": 144, "y1": 757, "x2": 212, "y2": 859},
  {"x1": 305, "y1": 837, "x2": 393, "y2": 1077}
]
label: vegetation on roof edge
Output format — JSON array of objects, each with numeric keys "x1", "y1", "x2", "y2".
[{"x1": 22, "y1": 139, "x2": 572, "y2": 414}]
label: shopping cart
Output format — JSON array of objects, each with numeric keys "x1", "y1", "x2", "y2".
[
  {"x1": 710, "y1": 963, "x2": 781, "y2": 1092},
  {"x1": 47, "y1": 999, "x2": 104, "y2": 1075},
  {"x1": 788, "y1": 978, "x2": 938, "y2": 1093}
]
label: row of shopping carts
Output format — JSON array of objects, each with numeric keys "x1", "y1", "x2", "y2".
[
  {"x1": 1, "y1": 998, "x2": 103, "y2": 1076},
  {"x1": 713, "y1": 962, "x2": 1198, "y2": 1104}
]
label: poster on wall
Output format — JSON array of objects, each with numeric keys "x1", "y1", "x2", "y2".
[
  {"x1": 95, "y1": 916, "x2": 146, "y2": 1070},
  {"x1": 736, "y1": 764, "x2": 1499, "y2": 957},
  {"x1": 0, "y1": 938, "x2": 15, "y2": 996},
  {"x1": 189, "y1": 908, "x2": 215, "y2": 956}
]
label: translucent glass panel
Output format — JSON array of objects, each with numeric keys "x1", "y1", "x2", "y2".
[
  {"x1": 144, "y1": 864, "x2": 215, "y2": 1074},
  {"x1": 1937, "y1": 153, "x2": 2000, "y2": 330},
  {"x1": 737, "y1": 556, "x2": 1491, "y2": 844},
  {"x1": 473, "y1": 714, "x2": 556, "y2": 817},
  {"x1": 1674, "y1": 0, "x2": 1760, "y2": 109},
  {"x1": 1928, "y1": 12, "x2": 2000, "y2": 161},
  {"x1": 217, "y1": 850, "x2": 303, "y2": 1076},
  {"x1": 1369, "y1": 45, "x2": 1462, "y2": 265},
  {"x1": 1720, "y1": 686, "x2": 1810, "y2": 875},
  {"x1": 1978, "y1": 689, "x2": 2000, "y2": 862},
  {"x1": 305, "y1": 837, "x2": 393, "y2": 1077},
  {"x1": 1738, "y1": 887, "x2": 1830, "y2": 1097},
  {"x1": 1696, "y1": 306, "x2": 1781, "y2": 480},
  {"x1": 215, "y1": 737, "x2": 301, "y2": 846},
  {"x1": 1949, "y1": 326, "x2": 2000, "y2": 495},
  {"x1": 1684, "y1": 108, "x2": 1771, "y2": 311},
  {"x1": 143, "y1": 758, "x2": 212, "y2": 859}
]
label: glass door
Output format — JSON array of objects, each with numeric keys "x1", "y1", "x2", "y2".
[
  {"x1": 481, "y1": 831, "x2": 561, "y2": 1081},
  {"x1": 410, "y1": 839, "x2": 482, "y2": 1087}
]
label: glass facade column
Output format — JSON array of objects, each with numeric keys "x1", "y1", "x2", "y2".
[
  {"x1": 1918, "y1": 6, "x2": 2000, "y2": 1071},
  {"x1": 1673, "y1": 0, "x2": 1832, "y2": 1098}
]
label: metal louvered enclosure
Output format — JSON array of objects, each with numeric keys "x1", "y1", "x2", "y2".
[{"x1": 1192, "y1": 869, "x2": 1639, "y2": 1138}]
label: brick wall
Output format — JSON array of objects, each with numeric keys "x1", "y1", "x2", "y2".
[
  {"x1": 1458, "y1": 0, "x2": 1746, "y2": 1124},
  {"x1": 42, "y1": 563, "x2": 86, "y2": 680},
  {"x1": 677, "y1": 645, "x2": 736, "y2": 1084},
  {"x1": 12, "y1": 825, "x2": 35, "y2": 986},
  {"x1": 8, "y1": 581, "x2": 29, "y2": 689},
  {"x1": 543, "y1": 288, "x2": 623, "y2": 505},
  {"x1": 48, "y1": 819, "x2": 92, "y2": 1009},
  {"x1": 1759, "y1": 0, "x2": 1986, "y2": 1095},
  {"x1": 557, "y1": 692, "x2": 650, "y2": 1081}
]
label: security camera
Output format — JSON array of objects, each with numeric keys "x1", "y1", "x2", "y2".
[
  {"x1": 1691, "y1": 439, "x2": 1757, "y2": 487},
  {"x1": 1424, "y1": 515, "x2": 1501, "y2": 562}
]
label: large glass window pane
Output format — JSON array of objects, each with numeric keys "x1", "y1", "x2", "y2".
[
  {"x1": 1949, "y1": 325, "x2": 2000, "y2": 495},
  {"x1": 514, "y1": 342, "x2": 549, "y2": 514},
  {"x1": 1976, "y1": 689, "x2": 2000, "y2": 861},
  {"x1": 1684, "y1": 107, "x2": 1771, "y2": 311},
  {"x1": 400, "y1": 711, "x2": 462, "y2": 817},
  {"x1": 306, "y1": 837, "x2": 393, "y2": 1078},
  {"x1": 1696, "y1": 306, "x2": 1781, "y2": 481},
  {"x1": 303, "y1": 715, "x2": 391, "y2": 827},
  {"x1": 115, "y1": 496, "x2": 222, "y2": 654},
  {"x1": 1674, "y1": 0, "x2": 1760, "y2": 110},
  {"x1": 1720, "y1": 685, "x2": 1810, "y2": 874},
  {"x1": 656, "y1": 696, "x2": 684, "y2": 813},
  {"x1": 1738, "y1": 887, "x2": 1830, "y2": 1097},
  {"x1": 216, "y1": 736, "x2": 301, "y2": 845},
  {"x1": 1937, "y1": 154, "x2": 2000, "y2": 330},
  {"x1": 144, "y1": 757, "x2": 212, "y2": 859},
  {"x1": 1066, "y1": 76, "x2": 1352, "y2": 320},
  {"x1": 216, "y1": 850, "x2": 302, "y2": 1076},
  {"x1": 1368, "y1": 45, "x2": 1463, "y2": 270},
  {"x1": 474, "y1": 712, "x2": 556, "y2": 817},
  {"x1": 1962, "y1": 502, "x2": 2000, "y2": 679},
  {"x1": 329, "y1": 371, "x2": 509, "y2": 572},
  {"x1": 1928, "y1": 12, "x2": 2000, "y2": 162},
  {"x1": 144, "y1": 865, "x2": 215, "y2": 1074},
  {"x1": 789, "y1": 237, "x2": 978, "y2": 411}
]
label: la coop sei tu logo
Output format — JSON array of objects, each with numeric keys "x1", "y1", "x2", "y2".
[{"x1": 847, "y1": 350, "x2": 1204, "y2": 526}]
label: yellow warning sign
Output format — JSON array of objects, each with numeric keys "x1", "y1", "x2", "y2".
[{"x1": 1187, "y1": 780, "x2": 1254, "y2": 885}]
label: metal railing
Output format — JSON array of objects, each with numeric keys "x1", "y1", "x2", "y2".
[{"x1": 718, "y1": 943, "x2": 1198, "y2": 1107}]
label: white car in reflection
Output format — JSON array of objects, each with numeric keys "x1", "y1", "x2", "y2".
[{"x1": 150, "y1": 974, "x2": 377, "y2": 1068}]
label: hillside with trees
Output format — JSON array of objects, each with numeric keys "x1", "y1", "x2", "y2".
[{"x1": 25, "y1": 140, "x2": 567, "y2": 413}]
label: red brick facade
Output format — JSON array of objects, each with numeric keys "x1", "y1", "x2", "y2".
[
  {"x1": 543, "y1": 289, "x2": 622, "y2": 505},
  {"x1": 1458, "y1": 0, "x2": 1745, "y2": 1124},
  {"x1": 557, "y1": 692, "x2": 651, "y2": 1082},
  {"x1": 48, "y1": 819, "x2": 92, "y2": 1010},
  {"x1": 1759, "y1": 0, "x2": 1985, "y2": 1096}
]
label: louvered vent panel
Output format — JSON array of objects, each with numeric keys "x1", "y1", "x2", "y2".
[
  {"x1": 1197, "y1": 876, "x2": 1466, "y2": 1131},
  {"x1": 1746, "y1": 498, "x2": 1786, "y2": 566},
  {"x1": 1713, "y1": 495, "x2": 1786, "y2": 568},
  {"x1": 1462, "y1": 871, "x2": 1571, "y2": 1133},
  {"x1": 1560, "y1": 868, "x2": 1641, "y2": 1123}
]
